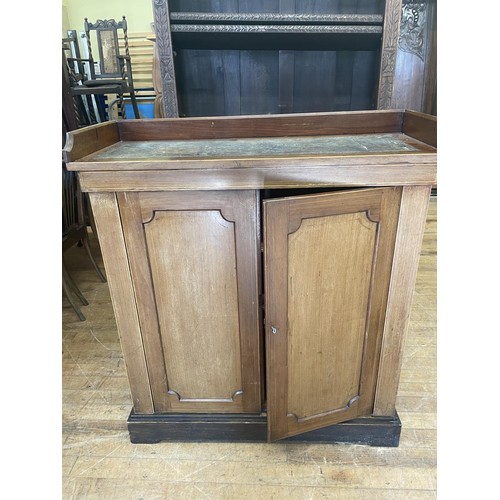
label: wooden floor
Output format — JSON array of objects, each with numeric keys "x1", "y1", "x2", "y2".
[{"x1": 62, "y1": 196, "x2": 437, "y2": 499}]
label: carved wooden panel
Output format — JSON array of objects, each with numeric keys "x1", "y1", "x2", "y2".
[
  {"x1": 377, "y1": 0, "x2": 403, "y2": 109},
  {"x1": 264, "y1": 187, "x2": 402, "y2": 441},
  {"x1": 117, "y1": 191, "x2": 261, "y2": 413},
  {"x1": 152, "y1": 0, "x2": 179, "y2": 117},
  {"x1": 392, "y1": 1, "x2": 436, "y2": 114}
]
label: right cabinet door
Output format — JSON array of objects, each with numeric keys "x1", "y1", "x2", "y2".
[{"x1": 263, "y1": 187, "x2": 402, "y2": 441}]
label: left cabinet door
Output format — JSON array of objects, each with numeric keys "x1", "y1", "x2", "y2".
[{"x1": 93, "y1": 190, "x2": 262, "y2": 414}]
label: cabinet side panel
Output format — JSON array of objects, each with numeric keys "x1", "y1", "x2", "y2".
[
  {"x1": 88, "y1": 192, "x2": 154, "y2": 413},
  {"x1": 144, "y1": 210, "x2": 242, "y2": 401},
  {"x1": 373, "y1": 185, "x2": 431, "y2": 416},
  {"x1": 117, "y1": 192, "x2": 170, "y2": 412},
  {"x1": 287, "y1": 212, "x2": 377, "y2": 420}
]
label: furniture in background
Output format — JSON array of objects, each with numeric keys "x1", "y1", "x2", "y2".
[
  {"x1": 62, "y1": 163, "x2": 107, "y2": 321},
  {"x1": 63, "y1": 32, "x2": 97, "y2": 127},
  {"x1": 66, "y1": 16, "x2": 141, "y2": 122},
  {"x1": 63, "y1": 46, "x2": 106, "y2": 321},
  {"x1": 151, "y1": 0, "x2": 436, "y2": 118},
  {"x1": 64, "y1": 109, "x2": 436, "y2": 443}
]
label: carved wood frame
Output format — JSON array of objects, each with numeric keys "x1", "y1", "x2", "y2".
[{"x1": 153, "y1": 0, "x2": 404, "y2": 115}]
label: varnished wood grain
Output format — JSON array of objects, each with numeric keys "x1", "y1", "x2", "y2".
[
  {"x1": 63, "y1": 121, "x2": 119, "y2": 162},
  {"x1": 115, "y1": 111, "x2": 404, "y2": 141},
  {"x1": 65, "y1": 111, "x2": 435, "y2": 445},
  {"x1": 146, "y1": 209, "x2": 242, "y2": 403},
  {"x1": 115, "y1": 190, "x2": 262, "y2": 414},
  {"x1": 287, "y1": 212, "x2": 377, "y2": 419},
  {"x1": 264, "y1": 187, "x2": 403, "y2": 441},
  {"x1": 62, "y1": 196, "x2": 436, "y2": 498},
  {"x1": 373, "y1": 185, "x2": 431, "y2": 416},
  {"x1": 403, "y1": 110, "x2": 437, "y2": 149},
  {"x1": 87, "y1": 193, "x2": 153, "y2": 413},
  {"x1": 116, "y1": 192, "x2": 170, "y2": 412},
  {"x1": 77, "y1": 162, "x2": 436, "y2": 192}
]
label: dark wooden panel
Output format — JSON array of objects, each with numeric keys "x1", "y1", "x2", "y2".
[
  {"x1": 279, "y1": 0, "x2": 295, "y2": 15},
  {"x1": 293, "y1": 51, "x2": 336, "y2": 113},
  {"x1": 172, "y1": 31, "x2": 382, "y2": 52},
  {"x1": 221, "y1": 51, "x2": 242, "y2": 115},
  {"x1": 239, "y1": 0, "x2": 280, "y2": 14},
  {"x1": 283, "y1": 51, "x2": 377, "y2": 113},
  {"x1": 169, "y1": 0, "x2": 385, "y2": 15},
  {"x1": 175, "y1": 49, "x2": 283, "y2": 116},
  {"x1": 240, "y1": 51, "x2": 280, "y2": 115},
  {"x1": 278, "y1": 50, "x2": 295, "y2": 113},
  {"x1": 333, "y1": 51, "x2": 354, "y2": 110},
  {"x1": 293, "y1": 50, "x2": 378, "y2": 112},
  {"x1": 175, "y1": 47, "x2": 379, "y2": 117},
  {"x1": 175, "y1": 49, "x2": 243, "y2": 117},
  {"x1": 170, "y1": 0, "x2": 239, "y2": 12},
  {"x1": 351, "y1": 51, "x2": 379, "y2": 109},
  {"x1": 175, "y1": 49, "x2": 226, "y2": 116},
  {"x1": 299, "y1": 0, "x2": 384, "y2": 15},
  {"x1": 353, "y1": 0, "x2": 385, "y2": 14}
]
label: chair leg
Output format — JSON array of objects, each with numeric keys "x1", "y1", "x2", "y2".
[
  {"x1": 83, "y1": 193, "x2": 99, "y2": 246},
  {"x1": 118, "y1": 92, "x2": 125, "y2": 119},
  {"x1": 129, "y1": 91, "x2": 140, "y2": 119},
  {"x1": 95, "y1": 95, "x2": 107, "y2": 122},
  {"x1": 82, "y1": 236, "x2": 107, "y2": 282},
  {"x1": 62, "y1": 262, "x2": 86, "y2": 321},
  {"x1": 85, "y1": 94, "x2": 98, "y2": 124},
  {"x1": 63, "y1": 260, "x2": 89, "y2": 305},
  {"x1": 89, "y1": 215, "x2": 98, "y2": 239}
]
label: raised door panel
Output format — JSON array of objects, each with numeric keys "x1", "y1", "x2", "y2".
[
  {"x1": 145, "y1": 210, "x2": 242, "y2": 402},
  {"x1": 264, "y1": 187, "x2": 402, "y2": 441},
  {"x1": 117, "y1": 190, "x2": 261, "y2": 413}
]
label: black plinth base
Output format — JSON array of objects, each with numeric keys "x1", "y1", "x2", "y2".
[{"x1": 127, "y1": 410, "x2": 401, "y2": 446}]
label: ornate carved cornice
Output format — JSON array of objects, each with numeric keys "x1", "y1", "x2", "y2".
[
  {"x1": 170, "y1": 13, "x2": 384, "y2": 25},
  {"x1": 171, "y1": 24, "x2": 383, "y2": 34},
  {"x1": 399, "y1": 3, "x2": 426, "y2": 61}
]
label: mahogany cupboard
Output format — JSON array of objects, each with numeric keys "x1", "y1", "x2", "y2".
[{"x1": 64, "y1": 110, "x2": 436, "y2": 445}]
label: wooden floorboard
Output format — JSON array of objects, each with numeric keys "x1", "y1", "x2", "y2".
[{"x1": 62, "y1": 196, "x2": 437, "y2": 499}]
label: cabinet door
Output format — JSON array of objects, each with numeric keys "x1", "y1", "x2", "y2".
[
  {"x1": 117, "y1": 190, "x2": 262, "y2": 413},
  {"x1": 264, "y1": 187, "x2": 402, "y2": 441}
]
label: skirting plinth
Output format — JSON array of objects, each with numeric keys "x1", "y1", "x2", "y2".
[{"x1": 127, "y1": 410, "x2": 401, "y2": 446}]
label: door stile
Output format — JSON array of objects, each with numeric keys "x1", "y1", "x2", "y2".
[{"x1": 264, "y1": 199, "x2": 290, "y2": 442}]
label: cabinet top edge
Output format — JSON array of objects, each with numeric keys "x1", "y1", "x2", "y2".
[{"x1": 64, "y1": 111, "x2": 437, "y2": 164}]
